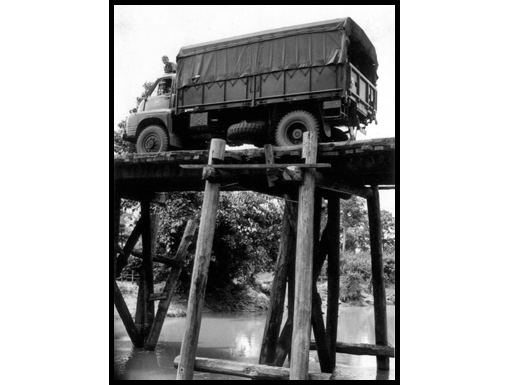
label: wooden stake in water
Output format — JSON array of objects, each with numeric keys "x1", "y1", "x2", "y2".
[
  {"x1": 367, "y1": 186, "x2": 390, "y2": 371},
  {"x1": 290, "y1": 132, "x2": 318, "y2": 380},
  {"x1": 177, "y1": 139, "x2": 226, "y2": 380}
]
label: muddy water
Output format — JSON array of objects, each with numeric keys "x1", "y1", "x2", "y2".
[{"x1": 113, "y1": 307, "x2": 396, "y2": 380}]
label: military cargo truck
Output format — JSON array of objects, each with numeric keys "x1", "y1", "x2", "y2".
[{"x1": 123, "y1": 18, "x2": 378, "y2": 153}]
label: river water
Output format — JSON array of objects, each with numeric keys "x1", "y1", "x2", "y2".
[{"x1": 113, "y1": 307, "x2": 395, "y2": 380}]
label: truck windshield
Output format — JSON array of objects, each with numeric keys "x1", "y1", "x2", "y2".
[{"x1": 150, "y1": 78, "x2": 173, "y2": 97}]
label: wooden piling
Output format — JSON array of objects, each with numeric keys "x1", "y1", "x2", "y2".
[
  {"x1": 113, "y1": 195, "x2": 121, "y2": 297},
  {"x1": 259, "y1": 200, "x2": 296, "y2": 365},
  {"x1": 310, "y1": 197, "x2": 333, "y2": 373},
  {"x1": 290, "y1": 131, "x2": 318, "y2": 380},
  {"x1": 135, "y1": 202, "x2": 155, "y2": 340},
  {"x1": 114, "y1": 281, "x2": 144, "y2": 348},
  {"x1": 177, "y1": 139, "x2": 226, "y2": 380},
  {"x1": 311, "y1": 284, "x2": 332, "y2": 373},
  {"x1": 326, "y1": 197, "x2": 341, "y2": 369},
  {"x1": 115, "y1": 219, "x2": 143, "y2": 278},
  {"x1": 367, "y1": 186, "x2": 390, "y2": 371},
  {"x1": 273, "y1": 209, "x2": 298, "y2": 367},
  {"x1": 145, "y1": 220, "x2": 198, "y2": 351}
]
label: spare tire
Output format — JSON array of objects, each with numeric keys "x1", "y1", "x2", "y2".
[{"x1": 227, "y1": 122, "x2": 266, "y2": 144}]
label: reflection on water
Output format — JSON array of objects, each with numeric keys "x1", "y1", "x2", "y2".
[{"x1": 113, "y1": 308, "x2": 395, "y2": 380}]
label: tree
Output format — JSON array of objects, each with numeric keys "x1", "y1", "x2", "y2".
[
  {"x1": 332, "y1": 197, "x2": 395, "y2": 254},
  {"x1": 114, "y1": 81, "x2": 154, "y2": 155}
]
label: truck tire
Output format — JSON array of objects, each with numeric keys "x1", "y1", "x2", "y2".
[
  {"x1": 136, "y1": 125, "x2": 169, "y2": 154},
  {"x1": 227, "y1": 122, "x2": 266, "y2": 144},
  {"x1": 275, "y1": 110, "x2": 320, "y2": 147}
]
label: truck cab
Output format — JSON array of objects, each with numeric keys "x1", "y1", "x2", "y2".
[{"x1": 124, "y1": 74, "x2": 182, "y2": 152}]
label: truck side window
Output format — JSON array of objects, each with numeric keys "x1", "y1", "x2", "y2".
[{"x1": 150, "y1": 83, "x2": 161, "y2": 98}]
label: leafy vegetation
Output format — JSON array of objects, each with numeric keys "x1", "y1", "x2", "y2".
[{"x1": 320, "y1": 251, "x2": 396, "y2": 302}]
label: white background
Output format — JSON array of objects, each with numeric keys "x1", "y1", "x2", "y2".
[{"x1": 0, "y1": 3, "x2": 509, "y2": 384}]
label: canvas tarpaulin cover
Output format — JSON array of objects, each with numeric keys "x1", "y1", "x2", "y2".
[{"x1": 176, "y1": 18, "x2": 378, "y2": 89}]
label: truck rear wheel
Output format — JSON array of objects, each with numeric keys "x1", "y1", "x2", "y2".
[
  {"x1": 275, "y1": 110, "x2": 320, "y2": 147},
  {"x1": 227, "y1": 122, "x2": 266, "y2": 145},
  {"x1": 136, "y1": 125, "x2": 169, "y2": 154}
]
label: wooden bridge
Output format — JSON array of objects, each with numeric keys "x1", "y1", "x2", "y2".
[{"x1": 113, "y1": 136, "x2": 396, "y2": 380}]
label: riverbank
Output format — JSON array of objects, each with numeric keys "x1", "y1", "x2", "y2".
[{"x1": 114, "y1": 280, "x2": 395, "y2": 320}]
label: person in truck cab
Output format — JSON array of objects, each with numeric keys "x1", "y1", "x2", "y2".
[{"x1": 157, "y1": 80, "x2": 170, "y2": 96}]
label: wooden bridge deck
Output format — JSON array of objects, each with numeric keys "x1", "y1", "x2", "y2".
[{"x1": 114, "y1": 137, "x2": 395, "y2": 200}]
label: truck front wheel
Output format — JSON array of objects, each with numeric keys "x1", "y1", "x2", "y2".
[
  {"x1": 275, "y1": 110, "x2": 320, "y2": 147},
  {"x1": 136, "y1": 125, "x2": 169, "y2": 154}
]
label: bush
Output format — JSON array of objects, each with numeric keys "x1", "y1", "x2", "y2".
[
  {"x1": 320, "y1": 251, "x2": 396, "y2": 301},
  {"x1": 340, "y1": 271, "x2": 367, "y2": 302}
]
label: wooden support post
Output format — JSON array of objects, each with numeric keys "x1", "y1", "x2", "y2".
[
  {"x1": 145, "y1": 220, "x2": 198, "y2": 351},
  {"x1": 290, "y1": 131, "x2": 318, "y2": 380},
  {"x1": 259, "y1": 200, "x2": 296, "y2": 365},
  {"x1": 326, "y1": 197, "x2": 341, "y2": 370},
  {"x1": 116, "y1": 219, "x2": 143, "y2": 278},
  {"x1": 311, "y1": 284, "x2": 333, "y2": 373},
  {"x1": 310, "y1": 196, "x2": 333, "y2": 373},
  {"x1": 114, "y1": 195, "x2": 143, "y2": 348},
  {"x1": 114, "y1": 281, "x2": 144, "y2": 348},
  {"x1": 135, "y1": 202, "x2": 155, "y2": 340},
  {"x1": 367, "y1": 186, "x2": 390, "y2": 371},
  {"x1": 264, "y1": 144, "x2": 276, "y2": 187},
  {"x1": 274, "y1": 319, "x2": 293, "y2": 367},
  {"x1": 177, "y1": 139, "x2": 226, "y2": 380},
  {"x1": 273, "y1": 204, "x2": 297, "y2": 367},
  {"x1": 113, "y1": 195, "x2": 121, "y2": 296}
]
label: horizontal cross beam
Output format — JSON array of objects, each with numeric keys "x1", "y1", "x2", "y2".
[
  {"x1": 310, "y1": 341, "x2": 395, "y2": 358},
  {"x1": 180, "y1": 163, "x2": 331, "y2": 170}
]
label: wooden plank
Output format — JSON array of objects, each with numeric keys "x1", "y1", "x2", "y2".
[
  {"x1": 145, "y1": 220, "x2": 199, "y2": 351},
  {"x1": 177, "y1": 139, "x2": 226, "y2": 380},
  {"x1": 259, "y1": 201, "x2": 296, "y2": 365},
  {"x1": 180, "y1": 163, "x2": 331, "y2": 170},
  {"x1": 326, "y1": 198, "x2": 341, "y2": 369},
  {"x1": 367, "y1": 186, "x2": 390, "y2": 371},
  {"x1": 290, "y1": 131, "x2": 318, "y2": 380},
  {"x1": 114, "y1": 281, "x2": 144, "y2": 348},
  {"x1": 310, "y1": 341, "x2": 395, "y2": 358},
  {"x1": 116, "y1": 219, "x2": 143, "y2": 278},
  {"x1": 173, "y1": 356, "x2": 332, "y2": 380}
]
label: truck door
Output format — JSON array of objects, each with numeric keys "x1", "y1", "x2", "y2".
[{"x1": 144, "y1": 79, "x2": 173, "y2": 112}]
